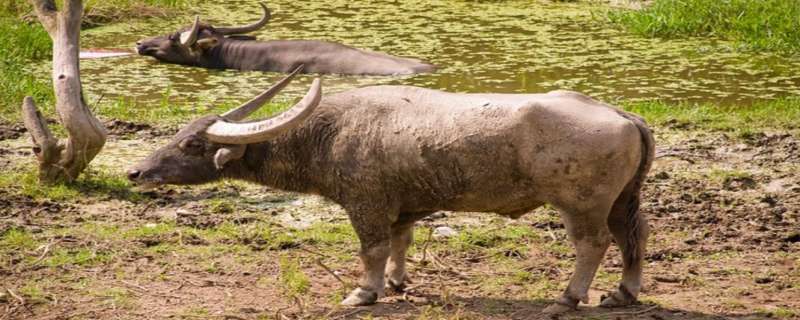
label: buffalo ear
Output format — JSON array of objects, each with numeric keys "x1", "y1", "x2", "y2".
[
  {"x1": 197, "y1": 38, "x2": 219, "y2": 50},
  {"x1": 213, "y1": 145, "x2": 246, "y2": 170}
]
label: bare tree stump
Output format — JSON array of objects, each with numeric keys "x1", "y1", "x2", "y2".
[{"x1": 21, "y1": 0, "x2": 106, "y2": 184}]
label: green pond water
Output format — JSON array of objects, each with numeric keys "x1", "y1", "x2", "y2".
[{"x1": 73, "y1": 0, "x2": 800, "y2": 108}]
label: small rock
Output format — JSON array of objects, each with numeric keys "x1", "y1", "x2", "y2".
[
  {"x1": 433, "y1": 226, "x2": 457, "y2": 238},
  {"x1": 654, "y1": 171, "x2": 670, "y2": 180},
  {"x1": 755, "y1": 276, "x2": 774, "y2": 284},
  {"x1": 238, "y1": 307, "x2": 260, "y2": 314},
  {"x1": 765, "y1": 179, "x2": 788, "y2": 194},
  {"x1": 760, "y1": 195, "x2": 779, "y2": 207},
  {"x1": 653, "y1": 275, "x2": 681, "y2": 283},
  {"x1": 784, "y1": 232, "x2": 800, "y2": 243},
  {"x1": 428, "y1": 212, "x2": 447, "y2": 220}
]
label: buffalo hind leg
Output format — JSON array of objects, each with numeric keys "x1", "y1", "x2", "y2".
[
  {"x1": 601, "y1": 187, "x2": 648, "y2": 307},
  {"x1": 385, "y1": 221, "x2": 414, "y2": 292},
  {"x1": 544, "y1": 203, "x2": 613, "y2": 314},
  {"x1": 341, "y1": 207, "x2": 392, "y2": 306}
]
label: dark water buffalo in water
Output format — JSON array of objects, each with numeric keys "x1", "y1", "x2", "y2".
[
  {"x1": 135, "y1": 3, "x2": 435, "y2": 75},
  {"x1": 128, "y1": 68, "x2": 655, "y2": 314}
]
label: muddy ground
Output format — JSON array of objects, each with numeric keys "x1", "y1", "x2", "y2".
[{"x1": 0, "y1": 121, "x2": 798, "y2": 320}]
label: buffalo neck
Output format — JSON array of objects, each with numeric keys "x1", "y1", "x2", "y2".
[{"x1": 220, "y1": 112, "x2": 338, "y2": 194}]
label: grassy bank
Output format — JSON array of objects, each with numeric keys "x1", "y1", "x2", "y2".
[
  {"x1": 608, "y1": 0, "x2": 800, "y2": 52},
  {"x1": 623, "y1": 97, "x2": 800, "y2": 134},
  {"x1": 0, "y1": 0, "x2": 197, "y2": 124}
]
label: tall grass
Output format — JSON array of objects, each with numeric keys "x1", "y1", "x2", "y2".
[
  {"x1": 0, "y1": 16, "x2": 53, "y2": 123},
  {"x1": 623, "y1": 97, "x2": 800, "y2": 133},
  {"x1": 608, "y1": 0, "x2": 800, "y2": 52}
]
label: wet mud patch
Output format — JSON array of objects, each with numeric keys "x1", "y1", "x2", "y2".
[
  {"x1": 104, "y1": 119, "x2": 177, "y2": 138},
  {"x1": 0, "y1": 123, "x2": 26, "y2": 141},
  {"x1": 645, "y1": 132, "x2": 800, "y2": 253},
  {"x1": 742, "y1": 132, "x2": 800, "y2": 164}
]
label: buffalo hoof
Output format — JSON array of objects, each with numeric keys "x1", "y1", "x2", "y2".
[
  {"x1": 341, "y1": 288, "x2": 378, "y2": 306},
  {"x1": 385, "y1": 274, "x2": 410, "y2": 293},
  {"x1": 599, "y1": 289, "x2": 637, "y2": 308},
  {"x1": 543, "y1": 296, "x2": 578, "y2": 314}
]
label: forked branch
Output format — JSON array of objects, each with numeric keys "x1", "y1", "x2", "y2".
[{"x1": 22, "y1": 0, "x2": 106, "y2": 184}]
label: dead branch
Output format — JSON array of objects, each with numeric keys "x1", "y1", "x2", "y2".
[{"x1": 23, "y1": 0, "x2": 107, "y2": 184}]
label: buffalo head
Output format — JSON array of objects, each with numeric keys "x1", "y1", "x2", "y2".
[
  {"x1": 135, "y1": 3, "x2": 270, "y2": 66},
  {"x1": 127, "y1": 66, "x2": 322, "y2": 188}
]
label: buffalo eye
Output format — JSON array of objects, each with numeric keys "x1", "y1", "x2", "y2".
[{"x1": 178, "y1": 136, "x2": 206, "y2": 155}]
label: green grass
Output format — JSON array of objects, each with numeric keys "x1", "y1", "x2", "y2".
[
  {"x1": 123, "y1": 222, "x2": 177, "y2": 239},
  {"x1": 622, "y1": 97, "x2": 800, "y2": 134},
  {"x1": 708, "y1": 168, "x2": 753, "y2": 183},
  {"x1": 758, "y1": 307, "x2": 799, "y2": 319},
  {"x1": 93, "y1": 287, "x2": 135, "y2": 309},
  {"x1": 1, "y1": 229, "x2": 40, "y2": 251},
  {"x1": 448, "y1": 225, "x2": 535, "y2": 252},
  {"x1": 279, "y1": 256, "x2": 311, "y2": 297},
  {"x1": 18, "y1": 282, "x2": 49, "y2": 304},
  {"x1": 0, "y1": 16, "x2": 53, "y2": 123},
  {"x1": 0, "y1": 165, "x2": 142, "y2": 201},
  {"x1": 608, "y1": 0, "x2": 800, "y2": 52},
  {"x1": 44, "y1": 248, "x2": 112, "y2": 267}
]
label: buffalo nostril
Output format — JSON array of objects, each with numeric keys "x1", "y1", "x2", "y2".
[
  {"x1": 127, "y1": 169, "x2": 141, "y2": 181},
  {"x1": 136, "y1": 41, "x2": 142, "y2": 46}
]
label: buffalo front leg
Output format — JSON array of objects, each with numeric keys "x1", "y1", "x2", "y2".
[
  {"x1": 544, "y1": 204, "x2": 613, "y2": 314},
  {"x1": 386, "y1": 221, "x2": 414, "y2": 292},
  {"x1": 341, "y1": 207, "x2": 393, "y2": 306}
]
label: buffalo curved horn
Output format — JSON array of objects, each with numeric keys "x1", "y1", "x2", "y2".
[
  {"x1": 180, "y1": 16, "x2": 201, "y2": 46},
  {"x1": 216, "y1": 3, "x2": 271, "y2": 35},
  {"x1": 221, "y1": 65, "x2": 304, "y2": 121},
  {"x1": 204, "y1": 78, "x2": 322, "y2": 145}
]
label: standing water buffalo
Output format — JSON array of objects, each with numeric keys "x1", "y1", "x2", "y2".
[
  {"x1": 135, "y1": 3, "x2": 435, "y2": 75},
  {"x1": 128, "y1": 67, "x2": 655, "y2": 313}
]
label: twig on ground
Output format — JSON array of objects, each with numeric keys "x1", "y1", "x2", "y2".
[
  {"x1": 275, "y1": 306, "x2": 291, "y2": 320},
  {"x1": 137, "y1": 202, "x2": 155, "y2": 216},
  {"x1": 315, "y1": 258, "x2": 349, "y2": 286},
  {"x1": 29, "y1": 239, "x2": 57, "y2": 267},
  {"x1": 120, "y1": 280, "x2": 148, "y2": 293},
  {"x1": 6, "y1": 288, "x2": 33, "y2": 315},
  {"x1": 545, "y1": 225, "x2": 557, "y2": 242},
  {"x1": 293, "y1": 295, "x2": 305, "y2": 315},
  {"x1": 299, "y1": 246, "x2": 332, "y2": 258},
  {"x1": 606, "y1": 304, "x2": 659, "y2": 316},
  {"x1": 420, "y1": 228, "x2": 434, "y2": 265},
  {"x1": 333, "y1": 308, "x2": 368, "y2": 320}
]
